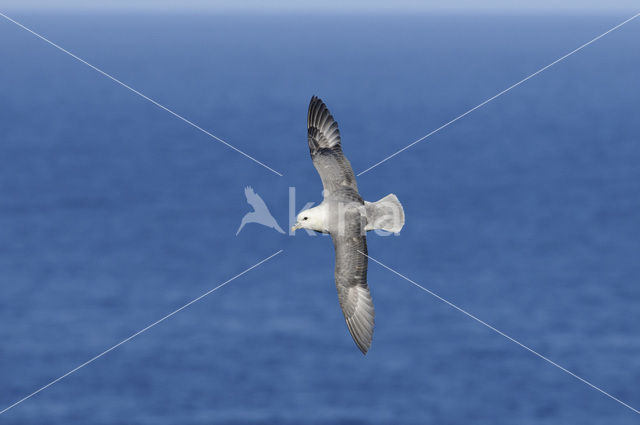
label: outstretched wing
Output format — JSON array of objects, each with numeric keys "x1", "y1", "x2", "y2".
[
  {"x1": 244, "y1": 186, "x2": 269, "y2": 212},
  {"x1": 331, "y1": 208, "x2": 374, "y2": 354},
  {"x1": 308, "y1": 96, "x2": 359, "y2": 197}
]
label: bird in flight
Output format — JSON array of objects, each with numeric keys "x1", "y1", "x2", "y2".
[
  {"x1": 236, "y1": 186, "x2": 285, "y2": 235},
  {"x1": 292, "y1": 96, "x2": 405, "y2": 354}
]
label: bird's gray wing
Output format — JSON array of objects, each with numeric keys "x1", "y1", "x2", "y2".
[
  {"x1": 308, "y1": 96, "x2": 359, "y2": 197},
  {"x1": 331, "y1": 207, "x2": 374, "y2": 354}
]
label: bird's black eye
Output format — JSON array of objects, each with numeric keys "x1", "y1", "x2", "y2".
[{"x1": 303, "y1": 217, "x2": 308, "y2": 221}]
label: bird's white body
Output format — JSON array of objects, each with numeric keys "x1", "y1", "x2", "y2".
[{"x1": 293, "y1": 193, "x2": 404, "y2": 235}]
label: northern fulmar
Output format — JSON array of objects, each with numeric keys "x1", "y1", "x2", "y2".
[{"x1": 292, "y1": 96, "x2": 405, "y2": 354}]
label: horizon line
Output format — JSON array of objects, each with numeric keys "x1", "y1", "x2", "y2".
[{"x1": 2, "y1": 7, "x2": 638, "y2": 15}]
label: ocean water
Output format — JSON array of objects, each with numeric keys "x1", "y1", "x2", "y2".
[{"x1": 1, "y1": 12, "x2": 639, "y2": 424}]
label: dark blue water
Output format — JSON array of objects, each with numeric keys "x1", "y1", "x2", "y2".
[{"x1": 1, "y1": 12, "x2": 639, "y2": 424}]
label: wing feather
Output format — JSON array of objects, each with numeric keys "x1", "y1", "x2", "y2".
[
  {"x1": 331, "y1": 208, "x2": 374, "y2": 354},
  {"x1": 307, "y1": 96, "x2": 359, "y2": 197}
]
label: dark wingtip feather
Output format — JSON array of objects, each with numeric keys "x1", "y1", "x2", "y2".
[
  {"x1": 308, "y1": 95, "x2": 321, "y2": 124},
  {"x1": 307, "y1": 95, "x2": 341, "y2": 150},
  {"x1": 358, "y1": 341, "x2": 370, "y2": 355},
  {"x1": 346, "y1": 317, "x2": 373, "y2": 355}
]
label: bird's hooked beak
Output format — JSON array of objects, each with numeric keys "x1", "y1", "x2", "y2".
[{"x1": 291, "y1": 222, "x2": 301, "y2": 232}]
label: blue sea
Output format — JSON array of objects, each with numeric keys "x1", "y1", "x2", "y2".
[{"x1": 1, "y1": 12, "x2": 639, "y2": 424}]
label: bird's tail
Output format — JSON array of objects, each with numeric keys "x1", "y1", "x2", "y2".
[{"x1": 364, "y1": 194, "x2": 405, "y2": 233}]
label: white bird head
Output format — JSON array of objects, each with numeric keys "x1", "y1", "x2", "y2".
[{"x1": 292, "y1": 205, "x2": 326, "y2": 233}]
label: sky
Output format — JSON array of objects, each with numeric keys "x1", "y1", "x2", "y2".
[{"x1": 1, "y1": 0, "x2": 638, "y2": 13}]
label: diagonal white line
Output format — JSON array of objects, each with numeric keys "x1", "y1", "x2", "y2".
[
  {"x1": 0, "y1": 11, "x2": 283, "y2": 177},
  {"x1": 0, "y1": 249, "x2": 283, "y2": 416},
  {"x1": 359, "y1": 250, "x2": 640, "y2": 415},
  {"x1": 357, "y1": 12, "x2": 640, "y2": 177}
]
